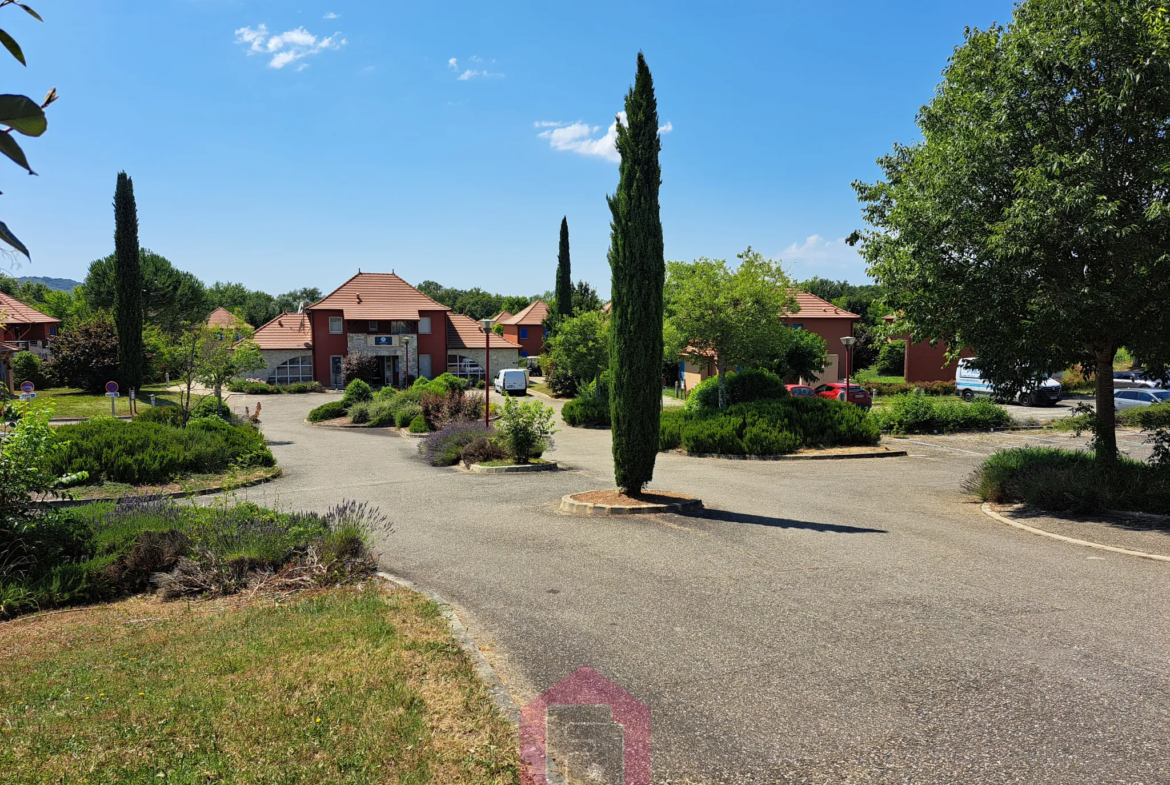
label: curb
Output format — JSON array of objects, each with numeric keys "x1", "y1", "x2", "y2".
[
  {"x1": 470, "y1": 461, "x2": 558, "y2": 474},
  {"x1": 40, "y1": 469, "x2": 284, "y2": 508},
  {"x1": 980, "y1": 503, "x2": 1170, "y2": 564},
  {"x1": 374, "y1": 572, "x2": 569, "y2": 785},
  {"x1": 560, "y1": 493, "x2": 703, "y2": 516},
  {"x1": 680, "y1": 449, "x2": 907, "y2": 461}
]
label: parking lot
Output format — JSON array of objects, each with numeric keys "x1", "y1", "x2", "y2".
[{"x1": 225, "y1": 392, "x2": 1169, "y2": 784}]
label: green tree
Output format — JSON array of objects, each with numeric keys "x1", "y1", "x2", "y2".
[
  {"x1": 547, "y1": 310, "x2": 609, "y2": 391},
  {"x1": 112, "y1": 172, "x2": 145, "y2": 390},
  {"x1": 42, "y1": 314, "x2": 120, "y2": 393},
  {"x1": 851, "y1": 0, "x2": 1170, "y2": 462},
  {"x1": 572, "y1": 280, "x2": 602, "y2": 314},
  {"x1": 275, "y1": 287, "x2": 322, "y2": 313},
  {"x1": 608, "y1": 52, "x2": 665, "y2": 493},
  {"x1": 772, "y1": 328, "x2": 829, "y2": 382},
  {"x1": 0, "y1": 2, "x2": 57, "y2": 263},
  {"x1": 667, "y1": 248, "x2": 797, "y2": 409},
  {"x1": 555, "y1": 217, "x2": 573, "y2": 318},
  {"x1": 85, "y1": 250, "x2": 207, "y2": 334},
  {"x1": 195, "y1": 319, "x2": 266, "y2": 408}
]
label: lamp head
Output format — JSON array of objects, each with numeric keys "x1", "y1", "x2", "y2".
[
  {"x1": 480, "y1": 318, "x2": 493, "y2": 332},
  {"x1": 840, "y1": 336, "x2": 857, "y2": 347}
]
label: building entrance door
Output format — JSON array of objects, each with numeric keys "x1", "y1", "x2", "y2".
[{"x1": 330, "y1": 356, "x2": 344, "y2": 388}]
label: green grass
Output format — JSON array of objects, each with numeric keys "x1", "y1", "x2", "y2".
[
  {"x1": 0, "y1": 585, "x2": 521, "y2": 784},
  {"x1": 853, "y1": 368, "x2": 906, "y2": 385},
  {"x1": 31, "y1": 384, "x2": 203, "y2": 419},
  {"x1": 527, "y1": 382, "x2": 561, "y2": 398}
]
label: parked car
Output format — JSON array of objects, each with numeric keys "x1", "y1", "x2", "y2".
[
  {"x1": 956, "y1": 357, "x2": 1062, "y2": 406},
  {"x1": 493, "y1": 368, "x2": 527, "y2": 396},
  {"x1": 1113, "y1": 389, "x2": 1170, "y2": 410},
  {"x1": 814, "y1": 383, "x2": 872, "y2": 409},
  {"x1": 1113, "y1": 370, "x2": 1164, "y2": 389},
  {"x1": 785, "y1": 384, "x2": 814, "y2": 397}
]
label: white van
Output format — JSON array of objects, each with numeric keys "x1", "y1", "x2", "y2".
[
  {"x1": 494, "y1": 368, "x2": 527, "y2": 396},
  {"x1": 956, "y1": 358, "x2": 1062, "y2": 406}
]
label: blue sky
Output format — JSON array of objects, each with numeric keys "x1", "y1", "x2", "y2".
[{"x1": 5, "y1": 0, "x2": 1017, "y2": 299}]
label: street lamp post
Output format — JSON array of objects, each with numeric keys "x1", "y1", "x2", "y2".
[
  {"x1": 402, "y1": 336, "x2": 412, "y2": 389},
  {"x1": 840, "y1": 335, "x2": 857, "y2": 401},
  {"x1": 480, "y1": 318, "x2": 492, "y2": 427}
]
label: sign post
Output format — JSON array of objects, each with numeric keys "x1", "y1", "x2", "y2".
[
  {"x1": 105, "y1": 381, "x2": 120, "y2": 416},
  {"x1": 19, "y1": 380, "x2": 35, "y2": 402}
]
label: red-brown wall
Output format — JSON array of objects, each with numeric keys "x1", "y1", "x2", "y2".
[
  {"x1": 416, "y1": 309, "x2": 448, "y2": 379},
  {"x1": 501, "y1": 323, "x2": 545, "y2": 358},
  {"x1": 1, "y1": 323, "x2": 53, "y2": 343},
  {"x1": 901, "y1": 339, "x2": 975, "y2": 383},
  {"x1": 783, "y1": 316, "x2": 858, "y2": 377},
  {"x1": 310, "y1": 309, "x2": 348, "y2": 386}
]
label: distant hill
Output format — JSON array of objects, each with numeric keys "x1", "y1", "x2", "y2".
[{"x1": 16, "y1": 276, "x2": 82, "y2": 291}]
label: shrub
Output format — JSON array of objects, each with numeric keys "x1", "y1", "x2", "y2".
[
  {"x1": 685, "y1": 369, "x2": 788, "y2": 411},
  {"x1": 228, "y1": 380, "x2": 276, "y2": 394},
  {"x1": 135, "y1": 405, "x2": 185, "y2": 427},
  {"x1": 340, "y1": 378, "x2": 373, "y2": 410},
  {"x1": 421, "y1": 388, "x2": 484, "y2": 430},
  {"x1": 395, "y1": 405, "x2": 422, "y2": 428},
  {"x1": 408, "y1": 414, "x2": 428, "y2": 433},
  {"x1": 867, "y1": 380, "x2": 957, "y2": 397},
  {"x1": 876, "y1": 340, "x2": 906, "y2": 377},
  {"x1": 659, "y1": 397, "x2": 879, "y2": 456},
  {"x1": 48, "y1": 419, "x2": 273, "y2": 485},
  {"x1": 373, "y1": 386, "x2": 398, "y2": 402},
  {"x1": 460, "y1": 436, "x2": 506, "y2": 467},
  {"x1": 363, "y1": 399, "x2": 400, "y2": 428},
  {"x1": 191, "y1": 396, "x2": 232, "y2": 421},
  {"x1": 496, "y1": 397, "x2": 556, "y2": 464},
  {"x1": 308, "y1": 401, "x2": 347, "y2": 423},
  {"x1": 42, "y1": 314, "x2": 120, "y2": 393},
  {"x1": 875, "y1": 392, "x2": 1012, "y2": 434},
  {"x1": 343, "y1": 351, "x2": 380, "y2": 386},
  {"x1": 348, "y1": 402, "x2": 371, "y2": 424},
  {"x1": 12, "y1": 351, "x2": 44, "y2": 388},
  {"x1": 1119, "y1": 402, "x2": 1170, "y2": 431},
  {"x1": 419, "y1": 422, "x2": 493, "y2": 467},
  {"x1": 562, "y1": 397, "x2": 611, "y2": 427},
  {"x1": 278, "y1": 381, "x2": 324, "y2": 394},
  {"x1": 966, "y1": 447, "x2": 1170, "y2": 515}
]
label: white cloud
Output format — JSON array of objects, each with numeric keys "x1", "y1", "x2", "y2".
[
  {"x1": 234, "y1": 24, "x2": 346, "y2": 70},
  {"x1": 448, "y1": 57, "x2": 458, "y2": 70},
  {"x1": 457, "y1": 68, "x2": 503, "y2": 80},
  {"x1": 537, "y1": 112, "x2": 674, "y2": 163},
  {"x1": 782, "y1": 234, "x2": 869, "y2": 279},
  {"x1": 323, "y1": 12, "x2": 339, "y2": 19}
]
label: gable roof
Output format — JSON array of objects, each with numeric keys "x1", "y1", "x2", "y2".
[
  {"x1": 785, "y1": 292, "x2": 859, "y2": 320},
  {"x1": 492, "y1": 310, "x2": 513, "y2": 323},
  {"x1": 447, "y1": 313, "x2": 522, "y2": 350},
  {"x1": 500, "y1": 300, "x2": 549, "y2": 326},
  {"x1": 252, "y1": 312, "x2": 313, "y2": 350},
  {"x1": 306, "y1": 272, "x2": 450, "y2": 320},
  {"x1": 0, "y1": 291, "x2": 61, "y2": 326},
  {"x1": 207, "y1": 307, "x2": 251, "y2": 329}
]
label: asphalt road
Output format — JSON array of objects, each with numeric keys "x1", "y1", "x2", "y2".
[{"x1": 225, "y1": 392, "x2": 1169, "y2": 785}]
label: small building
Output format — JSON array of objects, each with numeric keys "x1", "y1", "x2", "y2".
[
  {"x1": 303, "y1": 272, "x2": 525, "y2": 388},
  {"x1": 251, "y1": 312, "x2": 315, "y2": 385},
  {"x1": 446, "y1": 313, "x2": 522, "y2": 383},
  {"x1": 881, "y1": 316, "x2": 974, "y2": 383},
  {"x1": 207, "y1": 307, "x2": 251, "y2": 330},
  {"x1": 0, "y1": 340, "x2": 18, "y2": 393},
  {"x1": 498, "y1": 300, "x2": 550, "y2": 359},
  {"x1": 0, "y1": 290, "x2": 61, "y2": 360}
]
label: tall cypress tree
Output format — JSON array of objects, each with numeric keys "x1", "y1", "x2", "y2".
[
  {"x1": 113, "y1": 171, "x2": 144, "y2": 390},
  {"x1": 555, "y1": 216, "x2": 573, "y2": 318},
  {"x1": 607, "y1": 53, "x2": 664, "y2": 494}
]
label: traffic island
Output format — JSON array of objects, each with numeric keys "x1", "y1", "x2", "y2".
[
  {"x1": 560, "y1": 489, "x2": 702, "y2": 516},
  {"x1": 469, "y1": 460, "x2": 558, "y2": 474}
]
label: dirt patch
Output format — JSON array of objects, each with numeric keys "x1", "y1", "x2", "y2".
[{"x1": 570, "y1": 489, "x2": 696, "y2": 507}]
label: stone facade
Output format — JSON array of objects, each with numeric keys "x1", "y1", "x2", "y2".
[
  {"x1": 446, "y1": 347, "x2": 521, "y2": 377},
  {"x1": 348, "y1": 333, "x2": 419, "y2": 380},
  {"x1": 253, "y1": 350, "x2": 315, "y2": 384}
]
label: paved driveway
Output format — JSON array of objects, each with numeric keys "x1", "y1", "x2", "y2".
[{"x1": 227, "y1": 393, "x2": 1169, "y2": 784}]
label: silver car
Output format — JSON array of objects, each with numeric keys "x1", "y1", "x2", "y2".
[
  {"x1": 1113, "y1": 388, "x2": 1170, "y2": 410},
  {"x1": 1113, "y1": 370, "x2": 1164, "y2": 389}
]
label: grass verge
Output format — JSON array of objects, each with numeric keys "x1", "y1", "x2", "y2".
[
  {"x1": 31, "y1": 385, "x2": 202, "y2": 419},
  {"x1": 0, "y1": 584, "x2": 520, "y2": 784},
  {"x1": 69, "y1": 465, "x2": 282, "y2": 501}
]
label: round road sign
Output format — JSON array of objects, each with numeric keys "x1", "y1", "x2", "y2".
[
  {"x1": 105, "y1": 381, "x2": 119, "y2": 394},
  {"x1": 20, "y1": 380, "x2": 34, "y2": 394}
]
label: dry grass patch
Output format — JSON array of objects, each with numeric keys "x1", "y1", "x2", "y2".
[{"x1": 0, "y1": 584, "x2": 520, "y2": 784}]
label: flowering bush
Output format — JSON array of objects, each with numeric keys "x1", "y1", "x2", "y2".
[{"x1": 496, "y1": 397, "x2": 556, "y2": 464}]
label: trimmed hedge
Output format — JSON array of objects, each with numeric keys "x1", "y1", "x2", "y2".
[
  {"x1": 562, "y1": 396, "x2": 611, "y2": 427},
  {"x1": 684, "y1": 369, "x2": 788, "y2": 411},
  {"x1": 874, "y1": 393, "x2": 1012, "y2": 434},
  {"x1": 49, "y1": 419, "x2": 274, "y2": 485},
  {"x1": 135, "y1": 405, "x2": 186, "y2": 427},
  {"x1": 966, "y1": 447, "x2": 1170, "y2": 515},
  {"x1": 340, "y1": 379, "x2": 373, "y2": 409},
  {"x1": 660, "y1": 397, "x2": 879, "y2": 456},
  {"x1": 308, "y1": 401, "x2": 347, "y2": 422},
  {"x1": 227, "y1": 380, "x2": 325, "y2": 394},
  {"x1": 408, "y1": 413, "x2": 429, "y2": 433},
  {"x1": 868, "y1": 380, "x2": 957, "y2": 397}
]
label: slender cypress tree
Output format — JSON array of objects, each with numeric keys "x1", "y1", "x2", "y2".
[
  {"x1": 555, "y1": 216, "x2": 573, "y2": 318},
  {"x1": 607, "y1": 53, "x2": 664, "y2": 494},
  {"x1": 113, "y1": 171, "x2": 145, "y2": 390}
]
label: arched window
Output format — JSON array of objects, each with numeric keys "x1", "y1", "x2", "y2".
[{"x1": 268, "y1": 355, "x2": 314, "y2": 386}]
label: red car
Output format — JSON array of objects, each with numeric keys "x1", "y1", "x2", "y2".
[
  {"x1": 814, "y1": 383, "x2": 872, "y2": 409},
  {"x1": 785, "y1": 384, "x2": 815, "y2": 397}
]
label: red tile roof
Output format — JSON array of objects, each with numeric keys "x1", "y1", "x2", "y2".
[
  {"x1": 207, "y1": 307, "x2": 251, "y2": 329},
  {"x1": 447, "y1": 313, "x2": 522, "y2": 350},
  {"x1": 785, "y1": 292, "x2": 859, "y2": 320},
  {"x1": 492, "y1": 310, "x2": 514, "y2": 323},
  {"x1": 252, "y1": 312, "x2": 313, "y2": 350},
  {"x1": 0, "y1": 291, "x2": 60, "y2": 326},
  {"x1": 306, "y1": 272, "x2": 450, "y2": 320},
  {"x1": 500, "y1": 300, "x2": 549, "y2": 326}
]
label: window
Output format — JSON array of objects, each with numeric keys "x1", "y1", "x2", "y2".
[
  {"x1": 419, "y1": 317, "x2": 431, "y2": 334},
  {"x1": 520, "y1": 327, "x2": 529, "y2": 340},
  {"x1": 49, "y1": 325, "x2": 57, "y2": 336},
  {"x1": 268, "y1": 355, "x2": 315, "y2": 386},
  {"x1": 447, "y1": 354, "x2": 485, "y2": 381},
  {"x1": 791, "y1": 323, "x2": 804, "y2": 331},
  {"x1": 543, "y1": 328, "x2": 549, "y2": 339},
  {"x1": 520, "y1": 350, "x2": 529, "y2": 358},
  {"x1": 329, "y1": 317, "x2": 343, "y2": 334},
  {"x1": 390, "y1": 320, "x2": 413, "y2": 335},
  {"x1": 368, "y1": 321, "x2": 379, "y2": 333}
]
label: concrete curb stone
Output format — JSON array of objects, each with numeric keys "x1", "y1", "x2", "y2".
[
  {"x1": 560, "y1": 493, "x2": 703, "y2": 516},
  {"x1": 41, "y1": 469, "x2": 284, "y2": 508},
  {"x1": 981, "y1": 503, "x2": 1170, "y2": 564},
  {"x1": 470, "y1": 461, "x2": 558, "y2": 474}
]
